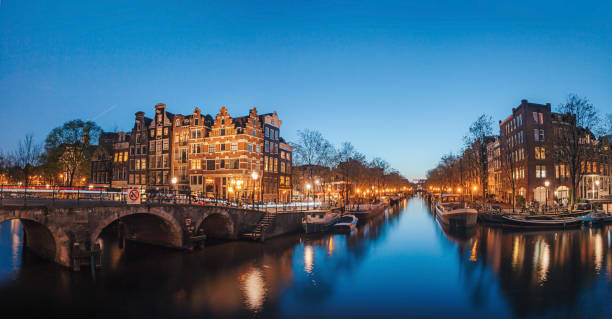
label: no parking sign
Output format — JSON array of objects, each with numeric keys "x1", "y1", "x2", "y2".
[{"x1": 127, "y1": 188, "x2": 141, "y2": 205}]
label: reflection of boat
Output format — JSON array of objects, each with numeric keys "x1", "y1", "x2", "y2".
[
  {"x1": 333, "y1": 214, "x2": 358, "y2": 232},
  {"x1": 302, "y1": 211, "x2": 340, "y2": 233},
  {"x1": 478, "y1": 212, "x2": 511, "y2": 225},
  {"x1": 434, "y1": 194, "x2": 478, "y2": 228},
  {"x1": 501, "y1": 215, "x2": 582, "y2": 229},
  {"x1": 350, "y1": 203, "x2": 387, "y2": 221},
  {"x1": 439, "y1": 220, "x2": 477, "y2": 243},
  {"x1": 580, "y1": 211, "x2": 612, "y2": 225}
]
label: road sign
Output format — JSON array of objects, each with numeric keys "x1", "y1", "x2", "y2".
[{"x1": 127, "y1": 188, "x2": 141, "y2": 205}]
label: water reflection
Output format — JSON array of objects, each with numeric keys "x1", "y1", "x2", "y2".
[{"x1": 0, "y1": 199, "x2": 611, "y2": 318}]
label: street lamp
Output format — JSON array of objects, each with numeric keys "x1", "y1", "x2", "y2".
[
  {"x1": 171, "y1": 177, "x2": 177, "y2": 204},
  {"x1": 251, "y1": 171, "x2": 259, "y2": 209},
  {"x1": 544, "y1": 180, "x2": 550, "y2": 210},
  {"x1": 594, "y1": 179, "x2": 600, "y2": 200},
  {"x1": 472, "y1": 185, "x2": 477, "y2": 203},
  {"x1": 306, "y1": 183, "x2": 312, "y2": 209}
]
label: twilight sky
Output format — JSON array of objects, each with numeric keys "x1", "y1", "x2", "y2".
[{"x1": 1, "y1": 1, "x2": 611, "y2": 179}]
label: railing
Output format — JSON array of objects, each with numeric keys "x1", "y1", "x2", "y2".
[{"x1": 0, "y1": 184, "x2": 336, "y2": 212}]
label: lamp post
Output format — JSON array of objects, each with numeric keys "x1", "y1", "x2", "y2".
[
  {"x1": 594, "y1": 179, "x2": 600, "y2": 200},
  {"x1": 544, "y1": 180, "x2": 550, "y2": 210},
  {"x1": 171, "y1": 177, "x2": 177, "y2": 204},
  {"x1": 306, "y1": 183, "x2": 312, "y2": 210},
  {"x1": 251, "y1": 171, "x2": 259, "y2": 209},
  {"x1": 472, "y1": 185, "x2": 477, "y2": 203}
]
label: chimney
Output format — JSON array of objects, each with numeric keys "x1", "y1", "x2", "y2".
[{"x1": 135, "y1": 111, "x2": 144, "y2": 120}]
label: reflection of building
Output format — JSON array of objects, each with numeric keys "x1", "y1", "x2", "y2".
[{"x1": 471, "y1": 226, "x2": 612, "y2": 317}]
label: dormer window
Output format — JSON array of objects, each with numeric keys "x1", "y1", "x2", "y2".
[
  {"x1": 195, "y1": 118, "x2": 199, "y2": 126},
  {"x1": 221, "y1": 119, "x2": 225, "y2": 125}
]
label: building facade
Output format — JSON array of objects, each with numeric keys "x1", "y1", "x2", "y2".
[
  {"x1": 95, "y1": 103, "x2": 292, "y2": 202},
  {"x1": 495, "y1": 99, "x2": 611, "y2": 205}
]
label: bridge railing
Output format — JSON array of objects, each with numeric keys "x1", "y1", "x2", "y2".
[{"x1": 0, "y1": 185, "x2": 340, "y2": 212}]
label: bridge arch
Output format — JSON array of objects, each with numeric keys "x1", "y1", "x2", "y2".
[
  {"x1": 92, "y1": 210, "x2": 184, "y2": 248},
  {"x1": 196, "y1": 211, "x2": 235, "y2": 240},
  {"x1": 0, "y1": 215, "x2": 71, "y2": 267}
]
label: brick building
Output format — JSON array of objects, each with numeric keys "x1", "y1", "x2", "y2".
[
  {"x1": 496, "y1": 99, "x2": 611, "y2": 205},
  {"x1": 95, "y1": 103, "x2": 292, "y2": 202},
  {"x1": 127, "y1": 111, "x2": 151, "y2": 190}
]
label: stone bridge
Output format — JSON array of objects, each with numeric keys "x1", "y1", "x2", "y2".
[{"x1": 0, "y1": 204, "x2": 302, "y2": 268}]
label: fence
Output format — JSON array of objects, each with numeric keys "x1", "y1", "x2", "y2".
[{"x1": 0, "y1": 184, "x2": 335, "y2": 212}]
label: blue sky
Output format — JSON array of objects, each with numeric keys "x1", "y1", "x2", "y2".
[{"x1": 1, "y1": 1, "x2": 611, "y2": 179}]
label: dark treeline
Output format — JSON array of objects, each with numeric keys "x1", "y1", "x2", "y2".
[{"x1": 290, "y1": 129, "x2": 412, "y2": 202}]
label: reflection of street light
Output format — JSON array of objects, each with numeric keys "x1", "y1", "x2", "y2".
[{"x1": 544, "y1": 180, "x2": 550, "y2": 209}]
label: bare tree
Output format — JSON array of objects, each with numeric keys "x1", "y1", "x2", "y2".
[
  {"x1": 464, "y1": 114, "x2": 494, "y2": 206},
  {"x1": 499, "y1": 138, "x2": 519, "y2": 211},
  {"x1": 548, "y1": 94, "x2": 602, "y2": 208},
  {"x1": 12, "y1": 134, "x2": 43, "y2": 187}
]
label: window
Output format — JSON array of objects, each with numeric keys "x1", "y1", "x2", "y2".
[
  {"x1": 274, "y1": 158, "x2": 278, "y2": 172},
  {"x1": 536, "y1": 165, "x2": 547, "y2": 178},
  {"x1": 176, "y1": 120, "x2": 180, "y2": 127},
  {"x1": 208, "y1": 144, "x2": 215, "y2": 153},
  {"x1": 256, "y1": 145, "x2": 261, "y2": 153},
  {"x1": 230, "y1": 159, "x2": 239, "y2": 169},
  {"x1": 157, "y1": 127, "x2": 162, "y2": 136},
  {"x1": 195, "y1": 118, "x2": 199, "y2": 126},
  {"x1": 220, "y1": 144, "x2": 226, "y2": 151},
  {"x1": 265, "y1": 141, "x2": 269, "y2": 152},
  {"x1": 191, "y1": 160, "x2": 201, "y2": 170},
  {"x1": 231, "y1": 143, "x2": 238, "y2": 151},
  {"x1": 253, "y1": 129, "x2": 256, "y2": 136},
  {"x1": 533, "y1": 112, "x2": 543, "y2": 124},
  {"x1": 150, "y1": 129, "x2": 155, "y2": 137},
  {"x1": 220, "y1": 159, "x2": 225, "y2": 168},
  {"x1": 163, "y1": 127, "x2": 168, "y2": 135},
  {"x1": 535, "y1": 147, "x2": 546, "y2": 160},
  {"x1": 265, "y1": 127, "x2": 269, "y2": 137},
  {"x1": 135, "y1": 159, "x2": 141, "y2": 170},
  {"x1": 206, "y1": 160, "x2": 215, "y2": 170},
  {"x1": 248, "y1": 144, "x2": 252, "y2": 152},
  {"x1": 221, "y1": 129, "x2": 225, "y2": 136},
  {"x1": 163, "y1": 139, "x2": 169, "y2": 150},
  {"x1": 534, "y1": 129, "x2": 545, "y2": 142},
  {"x1": 264, "y1": 157, "x2": 268, "y2": 172},
  {"x1": 156, "y1": 140, "x2": 162, "y2": 152}
]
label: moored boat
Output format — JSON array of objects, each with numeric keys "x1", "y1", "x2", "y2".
[
  {"x1": 434, "y1": 194, "x2": 478, "y2": 228},
  {"x1": 500, "y1": 215, "x2": 582, "y2": 229},
  {"x1": 350, "y1": 202, "x2": 387, "y2": 220},
  {"x1": 302, "y1": 211, "x2": 340, "y2": 233},
  {"x1": 333, "y1": 214, "x2": 358, "y2": 232},
  {"x1": 580, "y1": 210, "x2": 612, "y2": 225}
]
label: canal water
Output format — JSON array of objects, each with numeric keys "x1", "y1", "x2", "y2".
[{"x1": 1, "y1": 198, "x2": 611, "y2": 318}]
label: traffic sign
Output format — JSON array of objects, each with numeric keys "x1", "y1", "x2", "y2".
[{"x1": 127, "y1": 188, "x2": 141, "y2": 205}]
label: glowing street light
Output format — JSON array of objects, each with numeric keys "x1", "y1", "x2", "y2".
[{"x1": 544, "y1": 180, "x2": 550, "y2": 209}]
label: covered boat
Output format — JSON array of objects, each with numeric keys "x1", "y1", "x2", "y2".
[
  {"x1": 580, "y1": 210, "x2": 612, "y2": 225},
  {"x1": 434, "y1": 194, "x2": 478, "y2": 228},
  {"x1": 302, "y1": 211, "x2": 340, "y2": 233},
  {"x1": 333, "y1": 214, "x2": 358, "y2": 232},
  {"x1": 500, "y1": 215, "x2": 582, "y2": 229}
]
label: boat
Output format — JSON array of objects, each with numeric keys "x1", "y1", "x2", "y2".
[
  {"x1": 580, "y1": 210, "x2": 612, "y2": 225},
  {"x1": 500, "y1": 215, "x2": 582, "y2": 229},
  {"x1": 434, "y1": 194, "x2": 478, "y2": 228},
  {"x1": 302, "y1": 210, "x2": 340, "y2": 233},
  {"x1": 333, "y1": 214, "x2": 358, "y2": 232},
  {"x1": 389, "y1": 195, "x2": 401, "y2": 206},
  {"x1": 349, "y1": 203, "x2": 387, "y2": 220}
]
